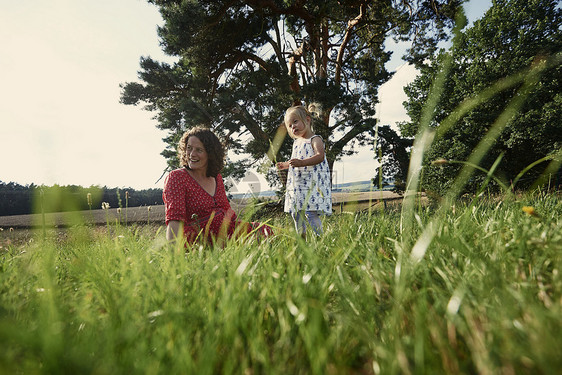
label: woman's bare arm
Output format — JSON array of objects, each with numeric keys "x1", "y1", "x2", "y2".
[{"x1": 166, "y1": 220, "x2": 183, "y2": 242}]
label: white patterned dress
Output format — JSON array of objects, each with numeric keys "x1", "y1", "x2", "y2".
[{"x1": 284, "y1": 135, "x2": 332, "y2": 215}]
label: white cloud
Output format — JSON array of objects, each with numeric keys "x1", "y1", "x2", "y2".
[
  {"x1": 379, "y1": 64, "x2": 419, "y2": 128},
  {"x1": 332, "y1": 63, "x2": 419, "y2": 184}
]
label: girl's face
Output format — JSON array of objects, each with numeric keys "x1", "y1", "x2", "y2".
[
  {"x1": 186, "y1": 136, "x2": 208, "y2": 173},
  {"x1": 285, "y1": 112, "x2": 312, "y2": 139}
]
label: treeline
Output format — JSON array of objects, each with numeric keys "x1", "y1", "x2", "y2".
[{"x1": 0, "y1": 181, "x2": 163, "y2": 216}]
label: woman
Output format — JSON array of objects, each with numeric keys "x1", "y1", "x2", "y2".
[{"x1": 163, "y1": 126, "x2": 271, "y2": 245}]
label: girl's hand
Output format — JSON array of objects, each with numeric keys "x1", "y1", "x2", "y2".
[
  {"x1": 288, "y1": 158, "x2": 304, "y2": 167},
  {"x1": 276, "y1": 161, "x2": 289, "y2": 170}
]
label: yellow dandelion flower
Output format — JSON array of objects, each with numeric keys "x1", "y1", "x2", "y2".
[{"x1": 522, "y1": 206, "x2": 539, "y2": 217}]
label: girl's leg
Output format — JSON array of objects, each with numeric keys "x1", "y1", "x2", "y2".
[
  {"x1": 291, "y1": 211, "x2": 307, "y2": 236},
  {"x1": 305, "y1": 211, "x2": 323, "y2": 235}
]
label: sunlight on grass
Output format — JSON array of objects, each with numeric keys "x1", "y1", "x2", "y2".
[
  {"x1": 1, "y1": 9, "x2": 562, "y2": 374},
  {"x1": 1, "y1": 193, "x2": 561, "y2": 373}
]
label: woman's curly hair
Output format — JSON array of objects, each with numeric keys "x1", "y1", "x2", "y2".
[{"x1": 178, "y1": 126, "x2": 225, "y2": 177}]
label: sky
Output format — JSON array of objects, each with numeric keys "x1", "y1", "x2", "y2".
[{"x1": 0, "y1": 0, "x2": 492, "y2": 192}]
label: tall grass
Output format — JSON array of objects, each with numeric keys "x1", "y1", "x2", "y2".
[
  {"x1": 2, "y1": 6, "x2": 562, "y2": 374},
  {"x1": 0, "y1": 192, "x2": 561, "y2": 374},
  {"x1": 1, "y1": 55, "x2": 561, "y2": 375}
]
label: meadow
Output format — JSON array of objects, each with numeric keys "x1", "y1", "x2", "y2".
[{"x1": 0, "y1": 190, "x2": 560, "y2": 374}]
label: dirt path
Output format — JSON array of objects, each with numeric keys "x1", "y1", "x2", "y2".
[{"x1": 0, "y1": 191, "x2": 408, "y2": 228}]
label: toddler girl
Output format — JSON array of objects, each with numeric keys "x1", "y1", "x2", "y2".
[{"x1": 276, "y1": 105, "x2": 332, "y2": 237}]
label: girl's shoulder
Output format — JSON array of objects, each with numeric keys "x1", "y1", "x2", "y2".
[
  {"x1": 309, "y1": 135, "x2": 325, "y2": 146},
  {"x1": 296, "y1": 134, "x2": 323, "y2": 144},
  {"x1": 310, "y1": 134, "x2": 323, "y2": 141}
]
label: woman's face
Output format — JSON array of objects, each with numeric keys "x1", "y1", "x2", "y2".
[{"x1": 186, "y1": 136, "x2": 208, "y2": 173}]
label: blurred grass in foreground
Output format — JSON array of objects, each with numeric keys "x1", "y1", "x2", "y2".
[
  {"x1": 0, "y1": 190, "x2": 560, "y2": 374},
  {"x1": 1, "y1": 11, "x2": 561, "y2": 374}
]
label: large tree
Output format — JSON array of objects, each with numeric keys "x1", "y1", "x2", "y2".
[
  {"x1": 401, "y1": 0, "x2": 562, "y2": 194},
  {"x1": 121, "y1": 0, "x2": 463, "y2": 183}
]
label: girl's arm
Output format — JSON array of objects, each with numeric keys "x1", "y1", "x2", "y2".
[
  {"x1": 289, "y1": 137, "x2": 325, "y2": 167},
  {"x1": 276, "y1": 161, "x2": 290, "y2": 170}
]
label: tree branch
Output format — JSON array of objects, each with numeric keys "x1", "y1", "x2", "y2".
[
  {"x1": 269, "y1": 20, "x2": 287, "y2": 72},
  {"x1": 288, "y1": 41, "x2": 307, "y2": 94},
  {"x1": 335, "y1": 3, "x2": 365, "y2": 84},
  {"x1": 232, "y1": 104, "x2": 270, "y2": 153},
  {"x1": 212, "y1": 50, "x2": 270, "y2": 79},
  {"x1": 320, "y1": 19, "x2": 329, "y2": 79},
  {"x1": 330, "y1": 118, "x2": 374, "y2": 157}
]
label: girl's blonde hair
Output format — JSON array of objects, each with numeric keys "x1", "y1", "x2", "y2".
[{"x1": 284, "y1": 105, "x2": 314, "y2": 139}]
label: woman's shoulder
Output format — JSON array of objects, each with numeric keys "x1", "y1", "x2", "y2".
[
  {"x1": 168, "y1": 168, "x2": 189, "y2": 177},
  {"x1": 215, "y1": 173, "x2": 224, "y2": 185},
  {"x1": 165, "y1": 168, "x2": 189, "y2": 184}
]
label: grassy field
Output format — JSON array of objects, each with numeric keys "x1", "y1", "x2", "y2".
[{"x1": 0, "y1": 191, "x2": 560, "y2": 374}]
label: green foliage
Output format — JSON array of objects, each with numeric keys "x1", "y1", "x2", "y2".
[
  {"x1": 121, "y1": 0, "x2": 462, "y2": 182},
  {"x1": 401, "y1": 0, "x2": 562, "y2": 194},
  {"x1": 0, "y1": 182, "x2": 35, "y2": 216},
  {"x1": 0, "y1": 181, "x2": 163, "y2": 216},
  {"x1": 1, "y1": 193, "x2": 561, "y2": 373},
  {"x1": 371, "y1": 125, "x2": 412, "y2": 193}
]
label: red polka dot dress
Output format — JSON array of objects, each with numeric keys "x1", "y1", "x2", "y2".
[{"x1": 163, "y1": 168, "x2": 271, "y2": 244}]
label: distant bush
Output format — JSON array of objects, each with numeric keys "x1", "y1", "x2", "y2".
[{"x1": 0, "y1": 181, "x2": 163, "y2": 216}]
